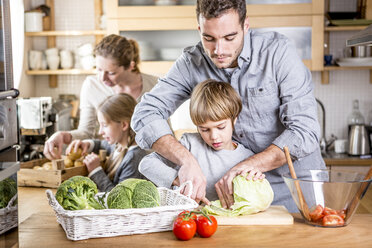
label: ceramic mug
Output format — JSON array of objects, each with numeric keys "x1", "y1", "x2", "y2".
[
  {"x1": 28, "y1": 50, "x2": 42, "y2": 70},
  {"x1": 80, "y1": 55, "x2": 95, "y2": 70},
  {"x1": 25, "y1": 12, "x2": 43, "y2": 32},
  {"x1": 45, "y1": 47, "x2": 59, "y2": 57},
  {"x1": 60, "y1": 50, "x2": 73, "y2": 69},
  {"x1": 334, "y1": 139, "x2": 348, "y2": 154},
  {"x1": 47, "y1": 55, "x2": 60, "y2": 70}
]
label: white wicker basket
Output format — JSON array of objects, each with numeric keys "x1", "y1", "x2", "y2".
[
  {"x1": 0, "y1": 194, "x2": 18, "y2": 235},
  {"x1": 46, "y1": 182, "x2": 198, "y2": 241}
]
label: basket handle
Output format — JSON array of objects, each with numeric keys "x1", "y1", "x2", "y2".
[
  {"x1": 46, "y1": 189, "x2": 65, "y2": 212},
  {"x1": 174, "y1": 180, "x2": 193, "y2": 198},
  {"x1": 6, "y1": 193, "x2": 18, "y2": 208}
]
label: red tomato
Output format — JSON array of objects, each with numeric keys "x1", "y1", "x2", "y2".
[
  {"x1": 322, "y1": 214, "x2": 345, "y2": 226},
  {"x1": 337, "y1": 209, "x2": 346, "y2": 220},
  {"x1": 196, "y1": 215, "x2": 218, "y2": 238},
  {"x1": 178, "y1": 210, "x2": 197, "y2": 221},
  {"x1": 323, "y1": 207, "x2": 338, "y2": 216},
  {"x1": 173, "y1": 216, "x2": 196, "y2": 241},
  {"x1": 309, "y1": 204, "x2": 324, "y2": 222}
]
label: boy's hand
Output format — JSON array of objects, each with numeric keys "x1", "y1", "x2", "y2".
[{"x1": 83, "y1": 153, "x2": 100, "y2": 173}]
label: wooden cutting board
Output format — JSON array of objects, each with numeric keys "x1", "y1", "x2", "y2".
[{"x1": 214, "y1": 205, "x2": 293, "y2": 225}]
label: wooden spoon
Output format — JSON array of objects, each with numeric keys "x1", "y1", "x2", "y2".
[
  {"x1": 283, "y1": 146, "x2": 311, "y2": 221},
  {"x1": 346, "y1": 164, "x2": 372, "y2": 219}
]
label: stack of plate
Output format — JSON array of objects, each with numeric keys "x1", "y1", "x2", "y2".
[{"x1": 336, "y1": 57, "x2": 372, "y2": 67}]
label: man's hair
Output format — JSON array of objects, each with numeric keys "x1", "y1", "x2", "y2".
[
  {"x1": 190, "y1": 79, "x2": 242, "y2": 127},
  {"x1": 196, "y1": 0, "x2": 246, "y2": 27}
]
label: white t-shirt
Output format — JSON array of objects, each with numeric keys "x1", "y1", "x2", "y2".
[{"x1": 70, "y1": 73, "x2": 158, "y2": 140}]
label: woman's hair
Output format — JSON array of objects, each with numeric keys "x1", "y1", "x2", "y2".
[
  {"x1": 190, "y1": 79, "x2": 242, "y2": 127},
  {"x1": 196, "y1": 0, "x2": 246, "y2": 27},
  {"x1": 94, "y1": 34, "x2": 141, "y2": 73},
  {"x1": 97, "y1": 93, "x2": 137, "y2": 180}
]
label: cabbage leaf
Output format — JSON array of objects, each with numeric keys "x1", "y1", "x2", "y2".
[{"x1": 203, "y1": 175, "x2": 274, "y2": 217}]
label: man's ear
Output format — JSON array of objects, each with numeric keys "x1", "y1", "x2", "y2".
[{"x1": 243, "y1": 16, "x2": 249, "y2": 33}]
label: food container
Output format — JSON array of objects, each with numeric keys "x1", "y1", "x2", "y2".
[
  {"x1": 46, "y1": 182, "x2": 198, "y2": 240},
  {"x1": 18, "y1": 158, "x2": 87, "y2": 188},
  {"x1": 282, "y1": 169, "x2": 372, "y2": 227}
]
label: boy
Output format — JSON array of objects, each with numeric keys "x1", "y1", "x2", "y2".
[{"x1": 139, "y1": 79, "x2": 264, "y2": 202}]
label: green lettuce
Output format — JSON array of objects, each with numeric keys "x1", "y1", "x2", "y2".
[
  {"x1": 107, "y1": 178, "x2": 160, "y2": 209},
  {"x1": 203, "y1": 175, "x2": 274, "y2": 217}
]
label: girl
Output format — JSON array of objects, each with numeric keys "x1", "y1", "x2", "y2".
[{"x1": 66, "y1": 93, "x2": 147, "y2": 192}]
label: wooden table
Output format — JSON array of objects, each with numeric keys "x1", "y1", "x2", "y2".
[{"x1": 15, "y1": 187, "x2": 372, "y2": 248}]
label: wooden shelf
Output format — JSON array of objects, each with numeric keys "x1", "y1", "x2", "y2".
[
  {"x1": 324, "y1": 25, "x2": 368, "y2": 31},
  {"x1": 25, "y1": 30, "x2": 106, "y2": 37},
  {"x1": 26, "y1": 69, "x2": 96, "y2": 75},
  {"x1": 324, "y1": 66, "x2": 372, "y2": 70}
]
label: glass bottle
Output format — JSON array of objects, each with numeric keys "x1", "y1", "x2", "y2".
[{"x1": 347, "y1": 99, "x2": 365, "y2": 125}]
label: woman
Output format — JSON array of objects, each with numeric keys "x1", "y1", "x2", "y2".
[{"x1": 44, "y1": 34, "x2": 158, "y2": 160}]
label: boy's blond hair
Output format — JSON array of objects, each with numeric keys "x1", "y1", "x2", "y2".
[{"x1": 190, "y1": 79, "x2": 242, "y2": 127}]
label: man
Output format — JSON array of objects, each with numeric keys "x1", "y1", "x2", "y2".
[{"x1": 131, "y1": 0, "x2": 325, "y2": 212}]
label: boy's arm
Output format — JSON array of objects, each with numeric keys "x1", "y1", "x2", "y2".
[
  {"x1": 138, "y1": 151, "x2": 180, "y2": 188},
  {"x1": 151, "y1": 134, "x2": 207, "y2": 204}
]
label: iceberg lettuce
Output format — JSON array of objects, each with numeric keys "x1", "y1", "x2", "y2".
[{"x1": 203, "y1": 175, "x2": 274, "y2": 217}]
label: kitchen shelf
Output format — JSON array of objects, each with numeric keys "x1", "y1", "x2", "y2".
[
  {"x1": 25, "y1": 30, "x2": 106, "y2": 36},
  {"x1": 324, "y1": 66, "x2": 372, "y2": 70},
  {"x1": 26, "y1": 69, "x2": 96, "y2": 75},
  {"x1": 324, "y1": 25, "x2": 369, "y2": 32},
  {"x1": 322, "y1": 22, "x2": 372, "y2": 84}
]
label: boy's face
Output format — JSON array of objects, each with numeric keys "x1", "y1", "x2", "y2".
[{"x1": 197, "y1": 118, "x2": 236, "y2": 151}]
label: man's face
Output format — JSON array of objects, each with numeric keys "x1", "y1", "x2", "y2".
[{"x1": 198, "y1": 9, "x2": 249, "y2": 69}]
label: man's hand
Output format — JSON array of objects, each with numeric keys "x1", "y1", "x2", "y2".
[
  {"x1": 152, "y1": 134, "x2": 210, "y2": 205},
  {"x1": 178, "y1": 156, "x2": 210, "y2": 205},
  {"x1": 43, "y1": 131, "x2": 72, "y2": 160},
  {"x1": 215, "y1": 162, "x2": 259, "y2": 209},
  {"x1": 215, "y1": 145, "x2": 287, "y2": 209}
]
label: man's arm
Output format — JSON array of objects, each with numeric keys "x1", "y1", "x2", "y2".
[
  {"x1": 152, "y1": 135, "x2": 209, "y2": 204},
  {"x1": 215, "y1": 144, "x2": 286, "y2": 208}
]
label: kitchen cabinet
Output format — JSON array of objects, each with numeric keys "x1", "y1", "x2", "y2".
[
  {"x1": 25, "y1": 0, "x2": 106, "y2": 88},
  {"x1": 321, "y1": 0, "x2": 372, "y2": 84},
  {"x1": 107, "y1": 0, "x2": 324, "y2": 75}
]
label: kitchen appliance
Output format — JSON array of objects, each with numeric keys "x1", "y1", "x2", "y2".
[
  {"x1": 0, "y1": 0, "x2": 20, "y2": 246},
  {"x1": 17, "y1": 97, "x2": 72, "y2": 162},
  {"x1": 17, "y1": 97, "x2": 52, "y2": 130},
  {"x1": 348, "y1": 124, "x2": 371, "y2": 156}
]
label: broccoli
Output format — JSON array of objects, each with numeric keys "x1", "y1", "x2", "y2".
[
  {"x1": 55, "y1": 176, "x2": 104, "y2": 210},
  {"x1": 107, "y1": 178, "x2": 160, "y2": 209},
  {"x1": 0, "y1": 178, "x2": 17, "y2": 209}
]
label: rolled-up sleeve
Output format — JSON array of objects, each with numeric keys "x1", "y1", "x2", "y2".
[{"x1": 272, "y1": 41, "x2": 320, "y2": 159}]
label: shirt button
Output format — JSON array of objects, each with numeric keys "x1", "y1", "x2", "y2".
[
  {"x1": 259, "y1": 88, "x2": 263, "y2": 92},
  {"x1": 239, "y1": 134, "x2": 244, "y2": 138}
]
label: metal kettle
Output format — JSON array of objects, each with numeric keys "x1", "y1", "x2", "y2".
[{"x1": 348, "y1": 125, "x2": 371, "y2": 156}]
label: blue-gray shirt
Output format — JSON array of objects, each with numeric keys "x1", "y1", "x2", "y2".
[{"x1": 132, "y1": 30, "x2": 325, "y2": 212}]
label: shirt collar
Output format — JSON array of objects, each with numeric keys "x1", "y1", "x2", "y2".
[{"x1": 238, "y1": 29, "x2": 252, "y2": 67}]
